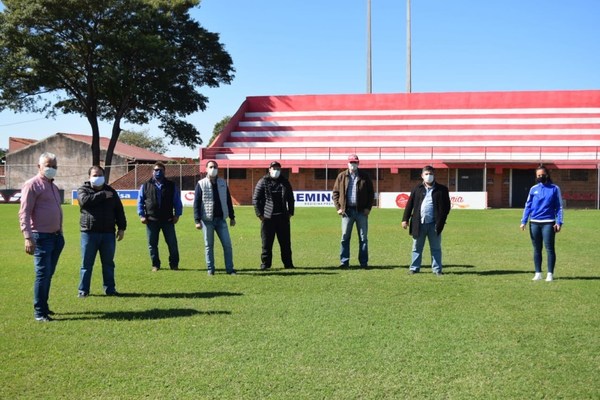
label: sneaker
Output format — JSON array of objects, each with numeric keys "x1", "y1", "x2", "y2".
[
  {"x1": 35, "y1": 316, "x2": 52, "y2": 322},
  {"x1": 227, "y1": 270, "x2": 237, "y2": 275},
  {"x1": 151, "y1": 266, "x2": 160, "y2": 272},
  {"x1": 105, "y1": 291, "x2": 120, "y2": 296},
  {"x1": 339, "y1": 263, "x2": 349, "y2": 269},
  {"x1": 434, "y1": 271, "x2": 443, "y2": 276},
  {"x1": 207, "y1": 270, "x2": 215, "y2": 276},
  {"x1": 78, "y1": 291, "x2": 88, "y2": 298},
  {"x1": 408, "y1": 269, "x2": 419, "y2": 275},
  {"x1": 532, "y1": 273, "x2": 542, "y2": 281},
  {"x1": 260, "y1": 264, "x2": 271, "y2": 271},
  {"x1": 545, "y1": 273, "x2": 554, "y2": 282}
]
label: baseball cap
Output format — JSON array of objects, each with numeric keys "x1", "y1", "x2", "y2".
[
  {"x1": 348, "y1": 154, "x2": 360, "y2": 163},
  {"x1": 269, "y1": 161, "x2": 282, "y2": 169}
]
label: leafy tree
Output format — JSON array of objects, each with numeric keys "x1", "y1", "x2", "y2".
[
  {"x1": 208, "y1": 115, "x2": 231, "y2": 146},
  {"x1": 0, "y1": 0, "x2": 234, "y2": 180},
  {"x1": 120, "y1": 129, "x2": 168, "y2": 154}
]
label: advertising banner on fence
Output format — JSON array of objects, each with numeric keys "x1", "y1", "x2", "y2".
[
  {"x1": 294, "y1": 191, "x2": 335, "y2": 207},
  {"x1": 379, "y1": 192, "x2": 487, "y2": 209},
  {"x1": 72, "y1": 190, "x2": 139, "y2": 206}
]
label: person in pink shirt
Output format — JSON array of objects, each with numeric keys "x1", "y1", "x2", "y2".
[{"x1": 18, "y1": 152, "x2": 65, "y2": 322}]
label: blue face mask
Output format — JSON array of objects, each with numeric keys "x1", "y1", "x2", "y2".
[{"x1": 154, "y1": 170, "x2": 164, "y2": 180}]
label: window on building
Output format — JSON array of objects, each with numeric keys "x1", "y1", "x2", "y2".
[
  {"x1": 226, "y1": 169, "x2": 247, "y2": 180},
  {"x1": 314, "y1": 168, "x2": 339, "y2": 180},
  {"x1": 362, "y1": 168, "x2": 384, "y2": 181},
  {"x1": 563, "y1": 170, "x2": 588, "y2": 181},
  {"x1": 410, "y1": 169, "x2": 422, "y2": 180}
]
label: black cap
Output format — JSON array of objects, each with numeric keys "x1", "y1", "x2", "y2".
[{"x1": 269, "y1": 161, "x2": 282, "y2": 169}]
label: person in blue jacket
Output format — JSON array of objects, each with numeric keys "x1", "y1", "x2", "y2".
[{"x1": 520, "y1": 165, "x2": 563, "y2": 282}]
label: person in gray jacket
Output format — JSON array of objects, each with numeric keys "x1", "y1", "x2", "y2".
[
  {"x1": 253, "y1": 161, "x2": 295, "y2": 270},
  {"x1": 193, "y1": 160, "x2": 236, "y2": 275},
  {"x1": 77, "y1": 166, "x2": 126, "y2": 297}
]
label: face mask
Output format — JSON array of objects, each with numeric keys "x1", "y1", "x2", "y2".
[
  {"x1": 154, "y1": 170, "x2": 164, "y2": 180},
  {"x1": 424, "y1": 174, "x2": 434, "y2": 184},
  {"x1": 270, "y1": 169, "x2": 281, "y2": 179},
  {"x1": 43, "y1": 167, "x2": 57, "y2": 180},
  {"x1": 348, "y1": 163, "x2": 358, "y2": 173},
  {"x1": 90, "y1": 176, "x2": 105, "y2": 187},
  {"x1": 536, "y1": 175, "x2": 548, "y2": 184},
  {"x1": 208, "y1": 168, "x2": 218, "y2": 178}
]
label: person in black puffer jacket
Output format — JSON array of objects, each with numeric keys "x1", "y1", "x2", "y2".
[
  {"x1": 252, "y1": 161, "x2": 295, "y2": 270},
  {"x1": 77, "y1": 166, "x2": 126, "y2": 297}
]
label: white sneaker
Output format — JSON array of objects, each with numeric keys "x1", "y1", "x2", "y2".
[
  {"x1": 532, "y1": 273, "x2": 542, "y2": 281},
  {"x1": 545, "y1": 273, "x2": 553, "y2": 282}
]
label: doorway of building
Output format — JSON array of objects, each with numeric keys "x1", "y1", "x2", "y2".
[{"x1": 511, "y1": 169, "x2": 534, "y2": 208}]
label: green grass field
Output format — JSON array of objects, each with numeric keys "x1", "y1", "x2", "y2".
[{"x1": 1, "y1": 204, "x2": 598, "y2": 399}]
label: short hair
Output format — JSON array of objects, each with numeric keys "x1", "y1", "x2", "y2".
[
  {"x1": 39, "y1": 152, "x2": 57, "y2": 165},
  {"x1": 88, "y1": 165, "x2": 105, "y2": 175},
  {"x1": 422, "y1": 165, "x2": 435, "y2": 173},
  {"x1": 205, "y1": 160, "x2": 218, "y2": 168},
  {"x1": 154, "y1": 162, "x2": 166, "y2": 170}
]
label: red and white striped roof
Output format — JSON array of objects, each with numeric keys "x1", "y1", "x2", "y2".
[{"x1": 203, "y1": 90, "x2": 600, "y2": 169}]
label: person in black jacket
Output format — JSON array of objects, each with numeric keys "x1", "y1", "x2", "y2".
[
  {"x1": 77, "y1": 166, "x2": 126, "y2": 297},
  {"x1": 401, "y1": 165, "x2": 451, "y2": 276},
  {"x1": 137, "y1": 162, "x2": 183, "y2": 271},
  {"x1": 252, "y1": 161, "x2": 295, "y2": 270}
]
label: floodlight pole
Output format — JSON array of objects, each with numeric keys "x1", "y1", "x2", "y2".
[
  {"x1": 406, "y1": 0, "x2": 412, "y2": 93},
  {"x1": 367, "y1": 0, "x2": 372, "y2": 93}
]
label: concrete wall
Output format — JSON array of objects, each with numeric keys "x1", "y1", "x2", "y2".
[{"x1": 5, "y1": 135, "x2": 129, "y2": 199}]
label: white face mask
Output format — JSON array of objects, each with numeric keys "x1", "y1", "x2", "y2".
[
  {"x1": 90, "y1": 176, "x2": 105, "y2": 187},
  {"x1": 43, "y1": 167, "x2": 57, "y2": 180},
  {"x1": 270, "y1": 169, "x2": 281, "y2": 179},
  {"x1": 423, "y1": 174, "x2": 434, "y2": 184},
  {"x1": 348, "y1": 163, "x2": 358, "y2": 173},
  {"x1": 208, "y1": 168, "x2": 218, "y2": 178}
]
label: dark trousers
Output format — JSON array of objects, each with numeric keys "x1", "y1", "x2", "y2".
[
  {"x1": 261, "y1": 214, "x2": 293, "y2": 268},
  {"x1": 146, "y1": 220, "x2": 179, "y2": 269}
]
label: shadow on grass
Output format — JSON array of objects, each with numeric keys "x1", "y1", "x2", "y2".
[
  {"x1": 100, "y1": 291, "x2": 244, "y2": 299},
  {"x1": 554, "y1": 276, "x2": 600, "y2": 281},
  {"x1": 448, "y1": 269, "x2": 530, "y2": 276},
  {"x1": 59, "y1": 308, "x2": 231, "y2": 321}
]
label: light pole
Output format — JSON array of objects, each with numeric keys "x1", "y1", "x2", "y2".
[
  {"x1": 406, "y1": 0, "x2": 411, "y2": 93},
  {"x1": 367, "y1": 0, "x2": 372, "y2": 93}
]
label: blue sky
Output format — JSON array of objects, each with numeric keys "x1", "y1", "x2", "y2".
[{"x1": 1, "y1": 0, "x2": 599, "y2": 157}]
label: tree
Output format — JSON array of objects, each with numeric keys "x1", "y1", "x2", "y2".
[
  {"x1": 0, "y1": 0, "x2": 234, "y2": 181},
  {"x1": 208, "y1": 115, "x2": 231, "y2": 146},
  {"x1": 120, "y1": 129, "x2": 168, "y2": 154}
]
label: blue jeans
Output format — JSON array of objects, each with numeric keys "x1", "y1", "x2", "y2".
[
  {"x1": 79, "y1": 232, "x2": 117, "y2": 294},
  {"x1": 202, "y1": 218, "x2": 234, "y2": 273},
  {"x1": 146, "y1": 220, "x2": 179, "y2": 269},
  {"x1": 409, "y1": 222, "x2": 443, "y2": 273},
  {"x1": 32, "y1": 232, "x2": 65, "y2": 318},
  {"x1": 340, "y1": 208, "x2": 369, "y2": 266},
  {"x1": 529, "y1": 222, "x2": 556, "y2": 273}
]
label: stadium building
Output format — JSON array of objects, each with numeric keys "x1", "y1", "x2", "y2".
[{"x1": 202, "y1": 89, "x2": 600, "y2": 209}]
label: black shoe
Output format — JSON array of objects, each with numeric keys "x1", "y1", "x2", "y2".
[
  {"x1": 35, "y1": 315, "x2": 53, "y2": 322},
  {"x1": 284, "y1": 265, "x2": 295, "y2": 269},
  {"x1": 105, "y1": 291, "x2": 120, "y2": 296},
  {"x1": 408, "y1": 270, "x2": 419, "y2": 275},
  {"x1": 360, "y1": 264, "x2": 369, "y2": 269},
  {"x1": 78, "y1": 291, "x2": 89, "y2": 298},
  {"x1": 47, "y1": 310, "x2": 55, "y2": 316},
  {"x1": 170, "y1": 266, "x2": 179, "y2": 271},
  {"x1": 227, "y1": 270, "x2": 237, "y2": 275},
  {"x1": 260, "y1": 264, "x2": 271, "y2": 270},
  {"x1": 339, "y1": 263, "x2": 349, "y2": 269}
]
